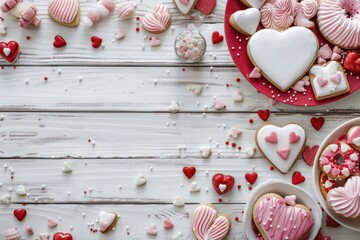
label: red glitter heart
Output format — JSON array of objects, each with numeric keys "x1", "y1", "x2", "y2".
[
  {"x1": 212, "y1": 31, "x2": 223, "y2": 44},
  {"x1": 53, "y1": 35, "x2": 67, "y2": 48},
  {"x1": 344, "y1": 51, "x2": 360, "y2": 73},
  {"x1": 91, "y1": 36, "x2": 102, "y2": 48},
  {"x1": 325, "y1": 214, "x2": 340, "y2": 228},
  {"x1": 182, "y1": 166, "x2": 196, "y2": 179},
  {"x1": 257, "y1": 109, "x2": 270, "y2": 121},
  {"x1": 0, "y1": 41, "x2": 20, "y2": 63},
  {"x1": 53, "y1": 232, "x2": 73, "y2": 240},
  {"x1": 302, "y1": 145, "x2": 319, "y2": 166},
  {"x1": 311, "y1": 117, "x2": 325, "y2": 131},
  {"x1": 195, "y1": 0, "x2": 216, "y2": 15},
  {"x1": 13, "y1": 209, "x2": 27, "y2": 222},
  {"x1": 245, "y1": 172, "x2": 257, "y2": 185},
  {"x1": 292, "y1": 171, "x2": 305, "y2": 185},
  {"x1": 212, "y1": 173, "x2": 235, "y2": 195}
]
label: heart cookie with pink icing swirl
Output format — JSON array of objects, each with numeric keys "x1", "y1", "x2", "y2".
[
  {"x1": 48, "y1": 0, "x2": 80, "y2": 27},
  {"x1": 253, "y1": 193, "x2": 314, "y2": 240},
  {"x1": 191, "y1": 204, "x2": 230, "y2": 240},
  {"x1": 142, "y1": 4, "x2": 171, "y2": 34}
]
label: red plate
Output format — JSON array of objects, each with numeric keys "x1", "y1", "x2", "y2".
[{"x1": 224, "y1": 1, "x2": 360, "y2": 106}]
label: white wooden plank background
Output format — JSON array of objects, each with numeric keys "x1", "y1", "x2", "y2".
[{"x1": 0, "y1": 0, "x2": 359, "y2": 239}]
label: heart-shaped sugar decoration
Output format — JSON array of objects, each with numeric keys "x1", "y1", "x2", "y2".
[
  {"x1": 173, "y1": 195, "x2": 185, "y2": 207},
  {"x1": 330, "y1": 72, "x2": 341, "y2": 84},
  {"x1": 25, "y1": 225, "x2": 34, "y2": 235},
  {"x1": 53, "y1": 35, "x2": 66, "y2": 48},
  {"x1": 164, "y1": 218, "x2": 174, "y2": 229},
  {"x1": 257, "y1": 109, "x2": 270, "y2": 121},
  {"x1": 0, "y1": 194, "x2": 11, "y2": 204},
  {"x1": 344, "y1": 51, "x2": 360, "y2": 73},
  {"x1": 292, "y1": 80, "x2": 305, "y2": 92},
  {"x1": 249, "y1": 67, "x2": 261, "y2": 78},
  {"x1": 39, "y1": 233, "x2": 50, "y2": 240},
  {"x1": 191, "y1": 205, "x2": 230, "y2": 240},
  {"x1": 284, "y1": 195, "x2": 296, "y2": 206},
  {"x1": 53, "y1": 232, "x2": 73, "y2": 240},
  {"x1": 146, "y1": 224, "x2": 158, "y2": 236},
  {"x1": 115, "y1": 29, "x2": 125, "y2": 40},
  {"x1": 200, "y1": 146, "x2": 211, "y2": 158},
  {"x1": 150, "y1": 36, "x2": 161, "y2": 47},
  {"x1": 331, "y1": 52, "x2": 341, "y2": 61},
  {"x1": 48, "y1": 218, "x2": 58, "y2": 228},
  {"x1": 292, "y1": 171, "x2": 306, "y2": 185},
  {"x1": 142, "y1": 5, "x2": 171, "y2": 33},
  {"x1": 174, "y1": 0, "x2": 196, "y2": 15},
  {"x1": 99, "y1": 211, "x2": 117, "y2": 233},
  {"x1": 214, "y1": 98, "x2": 226, "y2": 110},
  {"x1": 289, "y1": 131, "x2": 301, "y2": 144},
  {"x1": 91, "y1": 36, "x2": 102, "y2": 48},
  {"x1": 62, "y1": 161, "x2": 72, "y2": 173},
  {"x1": 195, "y1": 0, "x2": 217, "y2": 15},
  {"x1": 254, "y1": 193, "x2": 314, "y2": 240},
  {"x1": 48, "y1": 0, "x2": 80, "y2": 26},
  {"x1": 169, "y1": 101, "x2": 180, "y2": 113},
  {"x1": 14, "y1": 209, "x2": 27, "y2": 221},
  {"x1": 302, "y1": 145, "x2": 319, "y2": 166},
  {"x1": 256, "y1": 124, "x2": 306, "y2": 173},
  {"x1": 0, "y1": 41, "x2": 20, "y2": 63},
  {"x1": 188, "y1": 85, "x2": 203, "y2": 96},
  {"x1": 212, "y1": 173, "x2": 235, "y2": 195},
  {"x1": 248, "y1": 27, "x2": 318, "y2": 91},
  {"x1": 212, "y1": 31, "x2": 223, "y2": 44},
  {"x1": 230, "y1": 8, "x2": 260, "y2": 36},
  {"x1": 317, "y1": 77, "x2": 328, "y2": 87},
  {"x1": 135, "y1": 175, "x2": 147, "y2": 186},
  {"x1": 233, "y1": 90, "x2": 244, "y2": 102},
  {"x1": 0, "y1": 24, "x2": 6, "y2": 35},
  {"x1": 230, "y1": 128, "x2": 242, "y2": 139},
  {"x1": 189, "y1": 181, "x2": 201, "y2": 192},
  {"x1": 16, "y1": 185, "x2": 27, "y2": 196},
  {"x1": 311, "y1": 117, "x2": 325, "y2": 131},
  {"x1": 183, "y1": 166, "x2": 196, "y2": 179},
  {"x1": 245, "y1": 172, "x2": 257, "y2": 184}
]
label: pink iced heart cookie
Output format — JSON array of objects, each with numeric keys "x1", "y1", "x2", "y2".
[
  {"x1": 173, "y1": 0, "x2": 197, "y2": 16},
  {"x1": 327, "y1": 176, "x2": 360, "y2": 218},
  {"x1": 48, "y1": 0, "x2": 80, "y2": 27},
  {"x1": 99, "y1": 211, "x2": 118, "y2": 233},
  {"x1": 142, "y1": 5, "x2": 171, "y2": 34},
  {"x1": 256, "y1": 124, "x2": 306, "y2": 174},
  {"x1": 253, "y1": 193, "x2": 314, "y2": 240},
  {"x1": 191, "y1": 204, "x2": 230, "y2": 240}
]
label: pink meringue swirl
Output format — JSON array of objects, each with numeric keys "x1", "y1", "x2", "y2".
[
  {"x1": 142, "y1": 4, "x2": 171, "y2": 33},
  {"x1": 317, "y1": 0, "x2": 360, "y2": 49},
  {"x1": 328, "y1": 176, "x2": 360, "y2": 218},
  {"x1": 294, "y1": 0, "x2": 318, "y2": 28},
  {"x1": 260, "y1": 0, "x2": 296, "y2": 31},
  {"x1": 48, "y1": 0, "x2": 79, "y2": 24}
]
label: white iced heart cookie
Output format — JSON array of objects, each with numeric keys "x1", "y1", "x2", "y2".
[
  {"x1": 230, "y1": 8, "x2": 260, "y2": 36},
  {"x1": 99, "y1": 211, "x2": 118, "y2": 233},
  {"x1": 309, "y1": 61, "x2": 349, "y2": 101},
  {"x1": 256, "y1": 124, "x2": 306, "y2": 174},
  {"x1": 247, "y1": 27, "x2": 318, "y2": 91},
  {"x1": 173, "y1": 0, "x2": 197, "y2": 16},
  {"x1": 240, "y1": 0, "x2": 266, "y2": 9}
]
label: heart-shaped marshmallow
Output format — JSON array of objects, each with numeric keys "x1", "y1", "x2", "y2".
[
  {"x1": 230, "y1": 8, "x2": 260, "y2": 36},
  {"x1": 99, "y1": 211, "x2": 118, "y2": 233},
  {"x1": 248, "y1": 27, "x2": 318, "y2": 91},
  {"x1": 48, "y1": 0, "x2": 80, "y2": 26},
  {"x1": 0, "y1": 41, "x2": 20, "y2": 63},
  {"x1": 212, "y1": 173, "x2": 235, "y2": 195},
  {"x1": 173, "y1": 0, "x2": 197, "y2": 15},
  {"x1": 256, "y1": 124, "x2": 306, "y2": 174},
  {"x1": 142, "y1": 5, "x2": 171, "y2": 33},
  {"x1": 253, "y1": 193, "x2": 314, "y2": 240},
  {"x1": 191, "y1": 205, "x2": 230, "y2": 240},
  {"x1": 284, "y1": 195, "x2": 296, "y2": 206}
]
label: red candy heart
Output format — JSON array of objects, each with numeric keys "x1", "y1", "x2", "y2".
[
  {"x1": 257, "y1": 109, "x2": 270, "y2": 121},
  {"x1": 212, "y1": 173, "x2": 234, "y2": 195},
  {"x1": 91, "y1": 36, "x2": 102, "y2": 48},
  {"x1": 53, "y1": 35, "x2": 67, "y2": 48},
  {"x1": 302, "y1": 145, "x2": 319, "y2": 166},
  {"x1": 292, "y1": 171, "x2": 305, "y2": 185},
  {"x1": 0, "y1": 41, "x2": 20, "y2": 63},
  {"x1": 311, "y1": 117, "x2": 325, "y2": 131},
  {"x1": 195, "y1": 0, "x2": 216, "y2": 15},
  {"x1": 183, "y1": 166, "x2": 196, "y2": 179},
  {"x1": 245, "y1": 172, "x2": 257, "y2": 185},
  {"x1": 315, "y1": 232, "x2": 331, "y2": 240},
  {"x1": 53, "y1": 232, "x2": 73, "y2": 240},
  {"x1": 344, "y1": 51, "x2": 360, "y2": 73},
  {"x1": 13, "y1": 209, "x2": 27, "y2": 222},
  {"x1": 325, "y1": 214, "x2": 340, "y2": 228},
  {"x1": 212, "y1": 31, "x2": 223, "y2": 44}
]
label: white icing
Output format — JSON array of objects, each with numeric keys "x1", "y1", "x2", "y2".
[
  {"x1": 173, "y1": 0, "x2": 196, "y2": 15},
  {"x1": 324, "y1": 180, "x2": 333, "y2": 188},
  {"x1": 342, "y1": 168, "x2": 350, "y2": 177},
  {"x1": 248, "y1": 27, "x2": 318, "y2": 91},
  {"x1": 219, "y1": 184, "x2": 227, "y2": 193},
  {"x1": 242, "y1": 0, "x2": 266, "y2": 9},
  {"x1": 99, "y1": 211, "x2": 116, "y2": 229},
  {"x1": 3, "y1": 47, "x2": 10, "y2": 56},
  {"x1": 231, "y1": 8, "x2": 260, "y2": 36},
  {"x1": 310, "y1": 61, "x2": 348, "y2": 98},
  {"x1": 323, "y1": 165, "x2": 331, "y2": 173},
  {"x1": 256, "y1": 124, "x2": 306, "y2": 173},
  {"x1": 341, "y1": 142, "x2": 351, "y2": 153},
  {"x1": 353, "y1": 137, "x2": 360, "y2": 147},
  {"x1": 350, "y1": 153, "x2": 359, "y2": 161}
]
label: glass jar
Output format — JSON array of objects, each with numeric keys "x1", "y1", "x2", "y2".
[{"x1": 174, "y1": 30, "x2": 207, "y2": 63}]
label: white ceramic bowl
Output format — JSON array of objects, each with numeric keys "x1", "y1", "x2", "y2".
[
  {"x1": 242, "y1": 179, "x2": 322, "y2": 240},
  {"x1": 313, "y1": 117, "x2": 360, "y2": 231}
]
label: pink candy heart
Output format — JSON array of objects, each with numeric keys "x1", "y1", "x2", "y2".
[
  {"x1": 115, "y1": 29, "x2": 125, "y2": 40},
  {"x1": 150, "y1": 36, "x2": 161, "y2": 47},
  {"x1": 179, "y1": 0, "x2": 189, "y2": 5},
  {"x1": 317, "y1": 77, "x2": 328, "y2": 87},
  {"x1": 48, "y1": 218, "x2": 58, "y2": 228},
  {"x1": 146, "y1": 224, "x2": 157, "y2": 236},
  {"x1": 300, "y1": 75, "x2": 310, "y2": 86},
  {"x1": 265, "y1": 131, "x2": 278, "y2": 144},
  {"x1": 331, "y1": 53, "x2": 341, "y2": 61},
  {"x1": 317, "y1": 58, "x2": 326, "y2": 65},
  {"x1": 284, "y1": 195, "x2": 296, "y2": 206},
  {"x1": 100, "y1": 221, "x2": 110, "y2": 232},
  {"x1": 292, "y1": 80, "x2": 305, "y2": 92},
  {"x1": 249, "y1": 67, "x2": 261, "y2": 78},
  {"x1": 330, "y1": 72, "x2": 341, "y2": 84},
  {"x1": 214, "y1": 98, "x2": 226, "y2": 110},
  {"x1": 163, "y1": 218, "x2": 174, "y2": 229},
  {"x1": 230, "y1": 128, "x2": 242, "y2": 139}
]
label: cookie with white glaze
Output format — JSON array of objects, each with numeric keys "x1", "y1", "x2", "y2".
[
  {"x1": 173, "y1": 0, "x2": 197, "y2": 16},
  {"x1": 230, "y1": 8, "x2": 260, "y2": 36}
]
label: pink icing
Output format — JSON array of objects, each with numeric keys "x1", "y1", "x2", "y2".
[
  {"x1": 277, "y1": 148, "x2": 290, "y2": 160},
  {"x1": 293, "y1": 0, "x2": 317, "y2": 28},
  {"x1": 265, "y1": 131, "x2": 278, "y2": 143},
  {"x1": 255, "y1": 195, "x2": 314, "y2": 240},
  {"x1": 328, "y1": 176, "x2": 360, "y2": 218},
  {"x1": 117, "y1": 1, "x2": 135, "y2": 20},
  {"x1": 20, "y1": 5, "x2": 41, "y2": 28},
  {"x1": 348, "y1": 126, "x2": 360, "y2": 146},
  {"x1": 330, "y1": 72, "x2": 341, "y2": 84},
  {"x1": 142, "y1": 4, "x2": 171, "y2": 33},
  {"x1": 179, "y1": 0, "x2": 189, "y2": 5},
  {"x1": 48, "y1": 0, "x2": 79, "y2": 24},
  {"x1": 317, "y1": 77, "x2": 328, "y2": 87},
  {"x1": 191, "y1": 205, "x2": 230, "y2": 240},
  {"x1": 289, "y1": 131, "x2": 300, "y2": 144},
  {"x1": 1, "y1": 0, "x2": 22, "y2": 12},
  {"x1": 5, "y1": 228, "x2": 20, "y2": 240},
  {"x1": 317, "y1": 0, "x2": 360, "y2": 49}
]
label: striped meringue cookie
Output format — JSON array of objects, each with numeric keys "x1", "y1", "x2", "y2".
[{"x1": 142, "y1": 4, "x2": 171, "y2": 33}]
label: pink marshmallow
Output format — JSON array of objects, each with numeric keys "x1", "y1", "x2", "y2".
[
  {"x1": 19, "y1": 5, "x2": 41, "y2": 27},
  {"x1": 102, "y1": 0, "x2": 115, "y2": 11},
  {"x1": 87, "y1": 8, "x2": 101, "y2": 24},
  {"x1": 1, "y1": 0, "x2": 22, "y2": 12}
]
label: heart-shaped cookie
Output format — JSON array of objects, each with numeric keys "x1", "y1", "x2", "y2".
[
  {"x1": 142, "y1": 5, "x2": 171, "y2": 34},
  {"x1": 191, "y1": 204, "x2": 230, "y2": 240},
  {"x1": 230, "y1": 8, "x2": 260, "y2": 36},
  {"x1": 240, "y1": 0, "x2": 266, "y2": 9},
  {"x1": 99, "y1": 211, "x2": 118, "y2": 233},
  {"x1": 247, "y1": 27, "x2": 318, "y2": 91},
  {"x1": 256, "y1": 124, "x2": 306, "y2": 174},
  {"x1": 48, "y1": 0, "x2": 80, "y2": 27},
  {"x1": 253, "y1": 193, "x2": 314, "y2": 240},
  {"x1": 173, "y1": 0, "x2": 197, "y2": 16},
  {"x1": 327, "y1": 176, "x2": 360, "y2": 218},
  {"x1": 212, "y1": 173, "x2": 235, "y2": 195},
  {"x1": 0, "y1": 41, "x2": 20, "y2": 63}
]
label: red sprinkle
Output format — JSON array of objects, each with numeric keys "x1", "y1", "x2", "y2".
[
  {"x1": 136, "y1": 27, "x2": 140, "y2": 32},
  {"x1": 226, "y1": 84, "x2": 229, "y2": 87},
  {"x1": 235, "y1": 217, "x2": 239, "y2": 221},
  {"x1": 182, "y1": 68, "x2": 186, "y2": 71},
  {"x1": 225, "y1": 141, "x2": 229, "y2": 145},
  {"x1": 11, "y1": 176, "x2": 13, "y2": 180},
  {"x1": 231, "y1": 143, "x2": 236, "y2": 148},
  {"x1": 248, "y1": 186, "x2": 253, "y2": 190},
  {"x1": 270, "y1": 166, "x2": 274, "y2": 171},
  {"x1": 44, "y1": 77, "x2": 48, "y2": 81},
  {"x1": 13, "y1": 66, "x2": 16, "y2": 69},
  {"x1": 84, "y1": 191, "x2": 87, "y2": 194},
  {"x1": 237, "y1": 146, "x2": 242, "y2": 150},
  {"x1": 26, "y1": 36, "x2": 30, "y2": 40},
  {"x1": 249, "y1": 119, "x2": 254, "y2": 124},
  {"x1": 218, "y1": 198, "x2": 223, "y2": 203},
  {"x1": 237, "y1": 184, "x2": 241, "y2": 189},
  {"x1": 136, "y1": 17, "x2": 140, "y2": 21},
  {"x1": 236, "y1": 77, "x2": 241, "y2": 82},
  {"x1": 22, "y1": 202, "x2": 26, "y2": 206}
]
